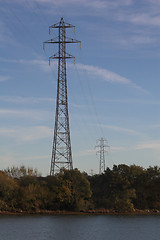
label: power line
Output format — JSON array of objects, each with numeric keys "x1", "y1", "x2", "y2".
[
  {"x1": 73, "y1": 63, "x2": 100, "y2": 140},
  {"x1": 3, "y1": 1, "x2": 58, "y2": 81},
  {"x1": 76, "y1": 49, "x2": 105, "y2": 138}
]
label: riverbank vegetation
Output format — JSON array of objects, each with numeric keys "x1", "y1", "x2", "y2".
[{"x1": 0, "y1": 164, "x2": 160, "y2": 213}]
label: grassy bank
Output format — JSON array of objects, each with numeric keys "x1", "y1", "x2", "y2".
[{"x1": 0, "y1": 209, "x2": 160, "y2": 216}]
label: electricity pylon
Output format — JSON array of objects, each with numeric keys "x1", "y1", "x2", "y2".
[
  {"x1": 95, "y1": 138, "x2": 110, "y2": 174},
  {"x1": 43, "y1": 18, "x2": 81, "y2": 175}
]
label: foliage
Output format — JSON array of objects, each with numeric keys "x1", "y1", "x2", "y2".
[
  {"x1": 5, "y1": 166, "x2": 40, "y2": 178},
  {"x1": 46, "y1": 168, "x2": 92, "y2": 211},
  {"x1": 89, "y1": 164, "x2": 160, "y2": 212},
  {"x1": 0, "y1": 171, "x2": 19, "y2": 210},
  {"x1": 1, "y1": 165, "x2": 160, "y2": 212}
]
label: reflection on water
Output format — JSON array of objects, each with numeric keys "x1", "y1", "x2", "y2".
[{"x1": 0, "y1": 215, "x2": 160, "y2": 240}]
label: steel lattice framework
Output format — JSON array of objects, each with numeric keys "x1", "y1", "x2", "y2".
[
  {"x1": 44, "y1": 18, "x2": 80, "y2": 175},
  {"x1": 95, "y1": 138, "x2": 110, "y2": 174}
]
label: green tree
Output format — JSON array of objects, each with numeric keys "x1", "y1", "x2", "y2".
[
  {"x1": 46, "y1": 168, "x2": 92, "y2": 211},
  {"x1": 19, "y1": 183, "x2": 49, "y2": 211},
  {"x1": 89, "y1": 165, "x2": 136, "y2": 212},
  {"x1": 0, "y1": 171, "x2": 19, "y2": 211}
]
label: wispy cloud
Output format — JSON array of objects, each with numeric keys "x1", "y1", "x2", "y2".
[
  {"x1": 0, "y1": 153, "x2": 50, "y2": 171},
  {"x1": 76, "y1": 63, "x2": 130, "y2": 84},
  {"x1": 116, "y1": 35, "x2": 156, "y2": 46},
  {"x1": 0, "y1": 58, "x2": 56, "y2": 72},
  {"x1": 104, "y1": 141, "x2": 160, "y2": 153},
  {"x1": 0, "y1": 57, "x2": 149, "y2": 93},
  {"x1": 100, "y1": 124, "x2": 142, "y2": 136},
  {"x1": 114, "y1": 0, "x2": 160, "y2": 27},
  {"x1": 0, "y1": 154, "x2": 20, "y2": 167},
  {"x1": 103, "y1": 99, "x2": 160, "y2": 105},
  {"x1": 0, "y1": 126, "x2": 52, "y2": 141},
  {"x1": 0, "y1": 95, "x2": 84, "y2": 109},
  {"x1": 19, "y1": 154, "x2": 50, "y2": 161},
  {"x1": 0, "y1": 96, "x2": 55, "y2": 104},
  {"x1": 136, "y1": 140, "x2": 160, "y2": 151},
  {"x1": 0, "y1": 76, "x2": 11, "y2": 82},
  {"x1": 74, "y1": 148, "x2": 95, "y2": 157},
  {"x1": 75, "y1": 63, "x2": 149, "y2": 94},
  {"x1": 0, "y1": 108, "x2": 51, "y2": 120},
  {"x1": 70, "y1": 103, "x2": 86, "y2": 109},
  {"x1": 111, "y1": 146, "x2": 127, "y2": 152},
  {"x1": 6, "y1": 0, "x2": 160, "y2": 29},
  {"x1": 12, "y1": 0, "x2": 133, "y2": 9},
  {"x1": 150, "y1": 124, "x2": 160, "y2": 128},
  {"x1": 127, "y1": 14, "x2": 160, "y2": 27},
  {"x1": 23, "y1": 0, "x2": 160, "y2": 28}
]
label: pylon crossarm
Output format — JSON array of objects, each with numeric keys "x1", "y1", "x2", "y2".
[
  {"x1": 65, "y1": 37, "x2": 81, "y2": 43},
  {"x1": 44, "y1": 37, "x2": 80, "y2": 44},
  {"x1": 49, "y1": 20, "x2": 75, "y2": 29},
  {"x1": 43, "y1": 37, "x2": 59, "y2": 44},
  {"x1": 49, "y1": 24, "x2": 75, "y2": 29},
  {"x1": 49, "y1": 52, "x2": 75, "y2": 60}
]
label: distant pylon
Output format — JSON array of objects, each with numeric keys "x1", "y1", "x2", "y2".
[
  {"x1": 95, "y1": 138, "x2": 110, "y2": 174},
  {"x1": 43, "y1": 18, "x2": 81, "y2": 175}
]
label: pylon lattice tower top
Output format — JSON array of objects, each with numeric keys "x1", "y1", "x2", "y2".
[
  {"x1": 95, "y1": 138, "x2": 110, "y2": 174},
  {"x1": 44, "y1": 18, "x2": 81, "y2": 175}
]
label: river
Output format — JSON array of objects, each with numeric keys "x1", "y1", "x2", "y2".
[{"x1": 0, "y1": 215, "x2": 160, "y2": 240}]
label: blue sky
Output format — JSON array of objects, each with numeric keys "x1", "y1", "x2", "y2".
[{"x1": 0, "y1": 0, "x2": 159, "y2": 176}]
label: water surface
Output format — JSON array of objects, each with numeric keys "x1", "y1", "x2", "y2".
[{"x1": 0, "y1": 215, "x2": 160, "y2": 240}]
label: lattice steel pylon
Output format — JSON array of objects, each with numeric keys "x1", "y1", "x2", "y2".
[
  {"x1": 95, "y1": 138, "x2": 110, "y2": 174},
  {"x1": 43, "y1": 18, "x2": 81, "y2": 175}
]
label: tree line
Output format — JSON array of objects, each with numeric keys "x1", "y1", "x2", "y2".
[{"x1": 0, "y1": 164, "x2": 160, "y2": 213}]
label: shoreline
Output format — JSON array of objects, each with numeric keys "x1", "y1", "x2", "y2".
[{"x1": 0, "y1": 209, "x2": 160, "y2": 216}]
